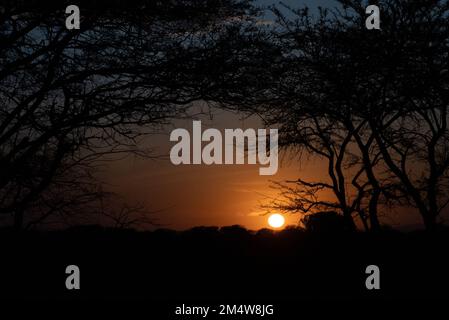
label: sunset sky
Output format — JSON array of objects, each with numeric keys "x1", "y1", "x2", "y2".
[
  {"x1": 100, "y1": 108, "x2": 424, "y2": 231},
  {"x1": 97, "y1": 0, "x2": 430, "y2": 231},
  {"x1": 102, "y1": 110, "x2": 307, "y2": 230}
]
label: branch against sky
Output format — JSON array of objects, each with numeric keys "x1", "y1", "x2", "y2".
[
  {"x1": 235, "y1": 0, "x2": 449, "y2": 231},
  {"x1": 0, "y1": 0, "x2": 270, "y2": 229}
]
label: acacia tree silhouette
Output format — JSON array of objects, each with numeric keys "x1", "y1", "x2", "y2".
[
  {"x1": 237, "y1": 0, "x2": 449, "y2": 231},
  {"x1": 0, "y1": 0, "x2": 266, "y2": 229}
]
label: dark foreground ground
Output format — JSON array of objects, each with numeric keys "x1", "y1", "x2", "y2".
[{"x1": 1, "y1": 225, "x2": 448, "y2": 317}]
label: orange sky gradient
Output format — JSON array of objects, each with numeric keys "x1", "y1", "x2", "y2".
[{"x1": 100, "y1": 109, "x2": 427, "y2": 231}]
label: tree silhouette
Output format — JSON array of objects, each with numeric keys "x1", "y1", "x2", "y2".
[
  {"x1": 0, "y1": 0, "x2": 263, "y2": 228},
  {"x1": 243, "y1": 0, "x2": 449, "y2": 231}
]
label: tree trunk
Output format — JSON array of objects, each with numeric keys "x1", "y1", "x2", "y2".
[
  {"x1": 369, "y1": 189, "x2": 381, "y2": 232},
  {"x1": 343, "y1": 210, "x2": 357, "y2": 232},
  {"x1": 358, "y1": 210, "x2": 370, "y2": 232}
]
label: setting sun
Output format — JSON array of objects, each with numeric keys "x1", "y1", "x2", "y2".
[{"x1": 268, "y1": 213, "x2": 285, "y2": 229}]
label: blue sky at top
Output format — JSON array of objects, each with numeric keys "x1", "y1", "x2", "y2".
[
  {"x1": 256, "y1": 0, "x2": 339, "y2": 20},
  {"x1": 258, "y1": 0, "x2": 337, "y2": 9}
]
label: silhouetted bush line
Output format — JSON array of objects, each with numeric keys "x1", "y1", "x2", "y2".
[{"x1": 1, "y1": 224, "x2": 449, "y2": 299}]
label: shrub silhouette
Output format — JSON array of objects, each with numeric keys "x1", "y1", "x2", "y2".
[{"x1": 302, "y1": 211, "x2": 350, "y2": 233}]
